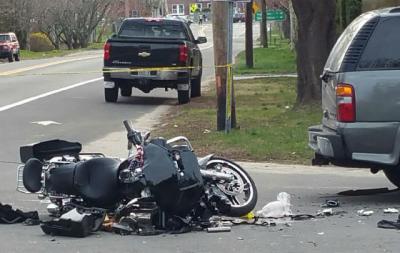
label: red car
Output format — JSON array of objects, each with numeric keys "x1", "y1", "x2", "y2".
[{"x1": 0, "y1": 32, "x2": 20, "y2": 62}]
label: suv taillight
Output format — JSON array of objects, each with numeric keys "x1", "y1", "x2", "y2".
[
  {"x1": 336, "y1": 83, "x2": 356, "y2": 122},
  {"x1": 104, "y1": 42, "x2": 111, "y2": 61},
  {"x1": 179, "y1": 44, "x2": 188, "y2": 63}
]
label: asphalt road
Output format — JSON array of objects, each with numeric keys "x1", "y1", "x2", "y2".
[{"x1": 1, "y1": 23, "x2": 400, "y2": 252}]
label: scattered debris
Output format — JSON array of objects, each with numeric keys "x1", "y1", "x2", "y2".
[
  {"x1": 203, "y1": 129, "x2": 211, "y2": 134},
  {"x1": 237, "y1": 237, "x2": 244, "y2": 240},
  {"x1": 317, "y1": 208, "x2": 333, "y2": 216},
  {"x1": 357, "y1": 210, "x2": 374, "y2": 216},
  {"x1": 0, "y1": 203, "x2": 39, "y2": 224},
  {"x1": 321, "y1": 200, "x2": 340, "y2": 208},
  {"x1": 378, "y1": 216, "x2": 400, "y2": 230},
  {"x1": 206, "y1": 227, "x2": 231, "y2": 233},
  {"x1": 257, "y1": 192, "x2": 292, "y2": 218},
  {"x1": 384, "y1": 208, "x2": 399, "y2": 214},
  {"x1": 317, "y1": 232, "x2": 325, "y2": 236}
]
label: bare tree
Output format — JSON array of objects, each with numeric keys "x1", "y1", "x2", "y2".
[
  {"x1": 35, "y1": 0, "x2": 112, "y2": 49},
  {"x1": 292, "y1": 0, "x2": 336, "y2": 104}
]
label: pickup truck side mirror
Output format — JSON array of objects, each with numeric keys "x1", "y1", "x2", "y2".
[{"x1": 195, "y1": 36, "x2": 207, "y2": 44}]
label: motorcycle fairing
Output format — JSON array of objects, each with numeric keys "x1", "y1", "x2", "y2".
[{"x1": 20, "y1": 139, "x2": 82, "y2": 163}]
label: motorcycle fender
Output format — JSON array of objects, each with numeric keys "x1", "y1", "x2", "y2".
[{"x1": 198, "y1": 154, "x2": 214, "y2": 168}]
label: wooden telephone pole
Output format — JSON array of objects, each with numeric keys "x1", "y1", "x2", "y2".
[
  {"x1": 245, "y1": 0, "x2": 254, "y2": 68},
  {"x1": 212, "y1": 0, "x2": 236, "y2": 131}
]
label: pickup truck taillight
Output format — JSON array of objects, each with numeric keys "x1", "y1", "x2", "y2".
[
  {"x1": 104, "y1": 42, "x2": 111, "y2": 61},
  {"x1": 336, "y1": 83, "x2": 356, "y2": 122},
  {"x1": 179, "y1": 45, "x2": 188, "y2": 63}
]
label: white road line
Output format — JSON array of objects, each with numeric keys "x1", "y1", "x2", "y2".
[{"x1": 0, "y1": 77, "x2": 102, "y2": 113}]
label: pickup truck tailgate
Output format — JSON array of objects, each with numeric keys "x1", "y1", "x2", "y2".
[{"x1": 105, "y1": 39, "x2": 184, "y2": 68}]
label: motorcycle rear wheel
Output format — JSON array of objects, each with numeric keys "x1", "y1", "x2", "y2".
[{"x1": 206, "y1": 157, "x2": 258, "y2": 217}]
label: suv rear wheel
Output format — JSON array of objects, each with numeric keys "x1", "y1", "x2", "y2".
[
  {"x1": 383, "y1": 169, "x2": 400, "y2": 188},
  {"x1": 14, "y1": 52, "x2": 20, "y2": 62}
]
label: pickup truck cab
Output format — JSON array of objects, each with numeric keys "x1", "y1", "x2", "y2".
[
  {"x1": 0, "y1": 33, "x2": 20, "y2": 62},
  {"x1": 103, "y1": 18, "x2": 206, "y2": 104}
]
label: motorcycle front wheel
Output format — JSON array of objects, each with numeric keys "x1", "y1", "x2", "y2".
[{"x1": 206, "y1": 157, "x2": 258, "y2": 217}]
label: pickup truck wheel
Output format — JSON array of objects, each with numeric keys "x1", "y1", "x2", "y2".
[
  {"x1": 178, "y1": 81, "x2": 191, "y2": 104},
  {"x1": 120, "y1": 87, "x2": 132, "y2": 97},
  {"x1": 178, "y1": 90, "x2": 190, "y2": 104},
  {"x1": 14, "y1": 53, "x2": 20, "y2": 62},
  {"x1": 191, "y1": 73, "x2": 202, "y2": 98},
  {"x1": 383, "y1": 169, "x2": 400, "y2": 187},
  {"x1": 8, "y1": 53, "x2": 14, "y2": 62},
  {"x1": 104, "y1": 87, "x2": 118, "y2": 103}
]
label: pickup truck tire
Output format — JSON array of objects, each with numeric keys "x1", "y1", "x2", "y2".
[
  {"x1": 191, "y1": 72, "x2": 202, "y2": 98},
  {"x1": 14, "y1": 53, "x2": 20, "y2": 62},
  {"x1": 104, "y1": 87, "x2": 118, "y2": 103},
  {"x1": 121, "y1": 87, "x2": 132, "y2": 97},
  {"x1": 178, "y1": 81, "x2": 191, "y2": 104},
  {"x1": 383, "y1": 169, "x2": 400, "y2": 188},
  {"x1": 8, "y1": 53, "x2": 14, "y2": 62}
]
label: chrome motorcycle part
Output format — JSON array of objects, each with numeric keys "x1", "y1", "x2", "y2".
[{"x1": 206, "y1": 157, "x2": 258, "y2": 217}]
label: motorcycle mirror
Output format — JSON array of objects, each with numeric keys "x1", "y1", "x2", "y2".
[{"x1": 143, "y1": 132, "x2": 151, "y2": 142}]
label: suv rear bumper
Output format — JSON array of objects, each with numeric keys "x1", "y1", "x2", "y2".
[{"x1": 308, "y1": 125, "x2": 346, "y2": 160}]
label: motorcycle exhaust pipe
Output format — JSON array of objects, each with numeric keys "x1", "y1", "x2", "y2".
[{"x1": 200, "y1": 169, "x2": 234, "y2": 182}]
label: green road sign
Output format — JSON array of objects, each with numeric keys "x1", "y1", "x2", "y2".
[{"x1": 255, "y1": 9, "x2": 286, "y2": 22}]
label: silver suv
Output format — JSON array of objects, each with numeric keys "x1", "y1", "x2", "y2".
[{"x1": 308, "y1": 7, "x2": 400, "y2": 187}]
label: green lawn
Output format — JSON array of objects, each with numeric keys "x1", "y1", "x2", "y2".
[
  {"x1": 20, "y1": 42, "x2": 104, "y2": 60},
  {"x1": 153, "y1": 78, "x2": 321, "y2": 164},
  {"x1": 234, "y1": 35, "x2": 296, "y2": 75}
]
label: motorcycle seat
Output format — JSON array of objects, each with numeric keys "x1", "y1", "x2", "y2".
[{"x1": 74, "y1": 158, "x2": 121, "y2": 207}]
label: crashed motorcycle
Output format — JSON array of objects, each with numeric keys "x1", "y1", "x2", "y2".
[{"x1": 17, "y1": 120, "x2": 257, "y2": 233}]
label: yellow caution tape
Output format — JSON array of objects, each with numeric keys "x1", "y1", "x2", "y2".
[{"x1": 0, "y1": 64, "x2": 234, "y2": 77}]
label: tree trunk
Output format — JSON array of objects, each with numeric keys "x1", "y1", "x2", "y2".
[
  {"x1": 292, "y1": 0, "x2": 336, "y2": 105},
  {"x1": 260, "y1": 0, "x2": 268, "y2": 48},
  {"x1": 289, "y1": 0, "x2": 297, "y2": 50},
  {"x1": 282, "y1": 9, "x2": 290, "y2": 39}
]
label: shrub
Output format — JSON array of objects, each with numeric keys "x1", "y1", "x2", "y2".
[{"x1": 30, "y1": 33, "x2": 55, "y2": 52}]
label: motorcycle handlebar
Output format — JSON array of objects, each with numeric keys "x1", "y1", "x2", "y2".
[
  {"x1": 123, "y1": 120, "x2": 143, "y2": 146},
  {"x1": 123, "y1": 120, "x2": 133, "y2": 134}
]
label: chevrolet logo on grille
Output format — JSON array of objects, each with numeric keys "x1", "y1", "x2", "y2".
[{"x1": 138, "y1": 52, "x2": 151, "y2": 58}]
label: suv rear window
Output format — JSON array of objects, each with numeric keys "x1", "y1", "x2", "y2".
[
  {"x1": 324, "y1": 13, "x2": 374, "y2": 72},
  {"x1": 0, "y1": 35, "x2": 10, "y2": 41},
  {"x1": 119, "y1": 20, "x2": 187, "y2": 40},
  {"x1": 358, "y1": 17, "x2": 400, "y2": 70}
]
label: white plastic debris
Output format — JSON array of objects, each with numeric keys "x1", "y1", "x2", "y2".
[
  {"x1": 317, "y1": 232, "x2": 325, "y2": 236},
  {"x1": 256, "y1": 192, "x2": 292, "y2": 218},
  {"x1": 317, "y1": 208, "x2": 333, "y2": 216},
  {"x1": 384, "y1": 208, "x2": 399, "y2": 213},
  {"x1": 357, "y1": 209, "x2": 374, "y2": 216}
]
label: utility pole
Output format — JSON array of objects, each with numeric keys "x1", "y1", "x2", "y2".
[
  {"x1": 213, "y1": 1, "x2": 229, "y2": 131},
  {"x1": 260, "y1": 0, "x2": 268, "y2": 48},
  {"x1": 245, "y1": 0, "x2": 253, "y2": 68},
  {"x1": 212, "y1": 0, "x2": 236, "y2": 131}
]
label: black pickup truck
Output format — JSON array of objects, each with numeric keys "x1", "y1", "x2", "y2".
[{"x1": 103, "y1": 18, "x2": 206, "y2": 104}]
